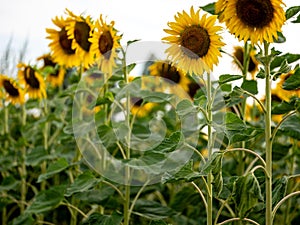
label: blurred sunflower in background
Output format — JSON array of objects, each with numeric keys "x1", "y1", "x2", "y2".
[
  {"x1": 217, "y1": 0, "x2": 286, "y2": 44},
  {"x1": 37, "y1": 54, "x2": 65, "y2": 87},
  {"x1": 148, "y1": 61, "x2": 190, "y2": 92},
  {"x1": 89, "y1": 15, "x2": 121, "y2": 75},
  {"x1": 46, "y1": 16, "x2": 79, "y2": 68},
  {"x1": 232, "y1": 46, "x2": 259, "y2": 79},
  {"x1": 130, "y1": 97, "x2": 156, "y2": 118},
  {"x1": 162, "y1": 6, "x2": 224, "y2": 75},
  {"x1": 0, "y1": 75, "x2": 25, "y2": 105},
  {"x1": 17, "y1": 63, "x2": 47, "y2": 99},
  {"x1": 65, "y1": 9, "x2": 95, "y2": 68}
]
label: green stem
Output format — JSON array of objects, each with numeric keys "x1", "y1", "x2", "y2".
[
  {"x1": 206, "y1": 72, "x2": 213, "y2": 225},
  {"x1": 122, "y1": 47, "x2": 131, "y2": 225},
  {"x1": 20, "y1": 104, "x2": 27, "y2": 213},
  {"x1": 264, "y1": 41, "x2": 272, "y2": 225}
]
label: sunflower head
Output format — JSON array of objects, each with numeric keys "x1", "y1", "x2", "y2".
[
  {"x1": 0, "y1": 74, "x2": 25, "y2": 105},
  {"x1": 220, "y1": 0, "x2": 286, "y2": 44},
  {"x1": 162, "y1": 6, "x2": 225, "y2": 76},
  {"x1": 37, "y1": 54, "x2": 66, "y2": 87},
  {"x1": 17, "y1": 63, "x2": 47, "y2": 99},
  {"x1": 89, "y1": 15, "x2": 121, "y2": 75},
  {"x1": 232, "y1": 46, "x2": 259, "y2": 78},
  {"x1": 65, "y1": 9, "x2": 95, "y2": 68},
  {"x1": 148, "y1": 61, "x2": 191, "y2": 91},
  {"x1": 46, "y1": 15, "x2": 81, "y2": 68},
  {"x1": 130, "y1": 96, "x2": 156, "y2": 118}
]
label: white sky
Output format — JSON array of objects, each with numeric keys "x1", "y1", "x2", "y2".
[{"x1": 0, "y1": 0, "x2": 299, "y2": 77}]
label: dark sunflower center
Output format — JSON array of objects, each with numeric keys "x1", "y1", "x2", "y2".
[
  {"x1": 24, "y1": 67, "x2": 40, "y2": 89},
  {"x1": 131, "y1": 97, "x2": 143, "y2": 107},
  {"x1": 3, "y1": 80, "x2": 20, "y2": 97},
  {"x1": 188, "y1": 82, "x2": 201, "y2": 98},
  {"x1": 180, "y1": 25, "x2": 210, "y2": 59},
  {"x1": 98, "y1": 31, "x2": 113, "y2": 59},
  {"x1": 236, "y1": 0, "x2": 274, "y2": 28},
  {"x1": 59, "y1": 27, "x2": 76, "y2": 55},
  {"x1": 74, "y1": 21, "x2": 92, "y2": 52},
  {"x1": 160, "y1": 63, "x2": 181, "y2": 84}
]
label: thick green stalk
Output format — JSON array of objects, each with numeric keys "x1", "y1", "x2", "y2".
[
  {"x1": 206, "y1": 73, "x2": 213, "y2": 225},
  {"x1": 264, "y1": 41, "x2": 272, "y2": 225}
]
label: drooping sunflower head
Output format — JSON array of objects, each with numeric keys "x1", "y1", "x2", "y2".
[
  {"x1": 220, "y1": 0, "x2": 286, "y2": 44},
  {"x1": 65, "y1": 9, "x2": 95, "y2": 68},
  {"x1": 37, "y1": 54, "x2": 65, "y2": 87},
  {"x1": 46, "y1": 15, "x2": 80, "y2": 68},
  {"x1": 17, "y1": 63, "x2": 47, "y2": 99},
  {"x1": 232, "y1": 46, "x2": 259, "y2": 78},
  {"x1": 89, "y1": 15, "x2": 121, "y2": 75},
  {"x1": 0, "y1": 74, "x2": 25, "y2": 105},
  {"x1": 148, "y1": 61, "x2": 190, "y2": 92},
  {"x1": 162, "y1": 6, "x2": 225, "y2": 76}
]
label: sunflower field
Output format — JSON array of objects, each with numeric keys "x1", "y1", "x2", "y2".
[{"x1": 1, "y1": 1, "x2": 300, "y2": 225}]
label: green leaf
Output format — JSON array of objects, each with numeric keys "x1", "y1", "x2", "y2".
[
  {"x1": 233, "y1": 173, "x2": 263, "y2": 217},
  {"x1": 65, "y1": 171, "x2": 99, "y2": 197},
  {"x1": 81, "y1": 212, "x2": 123, "y2": 225},
  {"x1": 149, "y1": 220, "x2": 168, "y2": 225},
  {"x1": 272, "y1": 100, "x2": 295, "y2": 114},
  {"x1": 271, "y1": 53, "x2": 300, "y2": 70},
  {"x1": 169, "y1": 185, "x2": 199, "y2": 212},
  {"x1": 162, "y1": 160, "x2": 203, "y2": 183},
  {"x1": 274, "y1": 32, "x2": 286, "y2": 43},
  {"x1": 225, "y1": 112, "x2": 246, "y2": 131},
  {"x1": 272, "y1": 176, "x2": 288, "y2": 207},
  {"x1": 25, "y1": 146, "x2": 52, "y2": 166},
  {"x1": 279, "y1": 114, "x2": 300, "y2": 139},
  {"x1": 218, "y1": 74, "x2": 243, "y2": 85},
  {"x1": 292, "y1": 13, "x2": 300, "y2": 23},
  {"x1": 282, "y1": 67, "x2": 300, "y2": 90},
  {"x1": 75, "y1": 187, "x2": 115, "y2": 204},
  {"x1": 97, "y1": 125, "x2": 118, "y2": 149},
  {"x1": 201, "y1": 152, "x2": 224, "y2": 196},
  {"x1": 152, "y1": 131, "x2": 182, "y2": 153},
  {"x1": 285, "y1": 6, "x2": 300, "y2": 20},
  {"x1": 0, "y1": 176, "x2": 20, "y2": 192},
  {"x1": 37, "y1": 158, "x2": 69, "y2": 183},
  {"x1": 200, "y1": 2, "x2": 216, "y2": 15},
  {"x1": 11, "y1": 214, "x2": 34, "y2": 225},
  {"x1": 134, "y1": 200, "x2": 178, "y2": 220},
  {"x1": 241, "y1": 80, "x2": 258, "y2": 95},
  {"x1": 25, "y1": 185, "x2": 66, "y2": 214},
  {"x1": 256, "y1": 68, "x2": 266, "y2": 79},
  {"x1": 127, "y1": 39, "x2": 140, "y2": 46}
]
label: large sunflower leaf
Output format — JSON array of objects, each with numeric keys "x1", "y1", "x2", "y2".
[
  {"x1": 81, "y1": 212, "x2": 123, "y2": 225},
  {"x1": 25, "y1": 185, "x2": 66, "y2": 214}
]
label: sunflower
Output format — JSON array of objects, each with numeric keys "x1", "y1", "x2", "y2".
[
  {"x1": 89, "y1": 15, "x2": 121, "y2": 75},
  {"x1": 65, "y1": 9, "x2": 95, "y2": 68},
  {"x1": 148, "y1": 61, "x2": 191, "y2": 92},
  {"x1": 215, "y1": 0, "x2": 228, "y2": 22},
  {"x1": 232, "y1": 46, "x2": 259, "y2": 78},
  {"x1": 37, "y1": 54, "x2": 65, "y2": 87},
  {"x1": 46, "y1": 15, "x2": 80, "y2": 68},
  {"x1": 17, "y1": 63, "x2": 47, "y2": 99},
  {"x1": 130, "y1": 97, "x2": 156, "y2": 118},
  {"x1": 219, "y1": 0, "x2": 286, "y2": 44},
  {"x1": 162, "y1": 6, "x2": 224, "y2": 76},
  {"x1": 0, "y1": 74, "x2": 25, "y2": 105}
]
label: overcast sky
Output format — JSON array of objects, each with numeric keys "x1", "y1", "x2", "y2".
[{"x1": 0, "y1": 0, "x2": 299, "y2": 77}]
